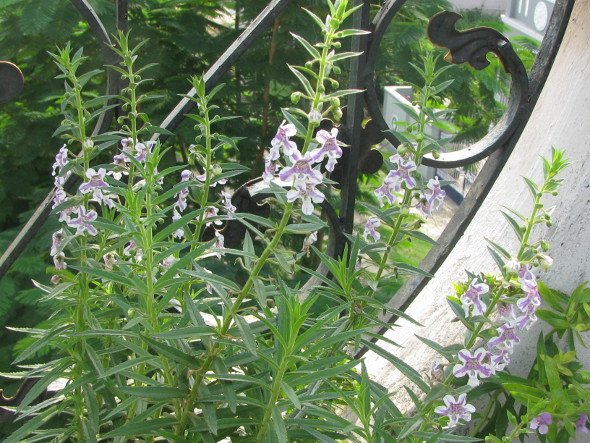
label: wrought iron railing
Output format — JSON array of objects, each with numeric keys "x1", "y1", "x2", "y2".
[{"x1": 0, "y1": 0, "x2": 576, "y2": 411}]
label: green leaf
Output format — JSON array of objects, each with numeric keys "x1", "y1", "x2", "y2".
[
  {"x1": 291, "y1": 33, "x2": 320, "y2": 59},
  {"x1": 103, "y1": 417, "x2": 177, "y2": 437},
  {"x1": 142, "y1": 335, "x2": 199, "y2": 368},
  {"x1": 500, "y1": 211, "x2": 524, "y2": 241},
  {"x1": 361, "y1": 340, "x2": 430, "y2": 392},
  {"x1": 280, "y1": 380, "x2": 302, "y2": 409},
  {"x1": 271, "y1": 404, "x2": 288, "y2": 443},
  {"x1": 234, "y1": 314, "x2": 258, "y2": 356},
  {"x1": 118, "y1": 385, "x2": 186, "y2": 400},
  {"x1": 153, "y1": 326, "x2": 216, "y2": 340},
  {"x1": 391, "y1": 261, "x2": 434, "y2": 278},
  {"x1": 288, "y1": 65, "x2": 314, "y2": 96}
]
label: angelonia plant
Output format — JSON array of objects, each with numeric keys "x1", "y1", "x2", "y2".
[{"x1": 3, "y1": 1, "x2": 588, "y2": 442}]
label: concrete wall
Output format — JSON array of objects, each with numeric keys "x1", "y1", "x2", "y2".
[
  {"x1": 365, "y1": 0, "x2": 590, "y2": 439},
  {"x1": 451, "y1": 0, "x2": 507, "y2": 12}
]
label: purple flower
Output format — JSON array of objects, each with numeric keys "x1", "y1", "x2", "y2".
[
  {"x1": 302, "y1": 231, "x2": 317, "y2": 254},
  {"x1": 505, "y1": 257, "x2": 520, "y2": 273},
  {"x1": 221, "y1": 190, "x2": 236, "y2": 218},
  {"x1": 50, "y1": 229, "x2": 64, "y2": 257},
  {"x1": 286, "y1": 179, "x2": 325, "y2": 215},
  {"x1": 390, "y1": 154, "x2": 417, "y2": 189},
  {"x1": 460, "y1": 278, "x2": 489, "y2": 317},
  {"x1": 490, "y1": 348, "x2": 511, "y2": 372},
  {"x1": 496, "y1": 300, "x2": 516, "y2": 320},
  {"x1": 124, "y1": 240, "x2": 137, "y2": 257},
  {"x1": 363, "y1": 216, "x2": 381, "y2": 242},
  {"x1": 271, "y1": 121, "x2": 297, "y2": 158},
  {"x1": 514, "y1": 304, "x2": 539, "y2": 330},
  {"x1": 434, "y1": 393, "x2": 476, "y2": 428},
  {"x1": 135, "y1": 141, "x2": 156, "y2": 163},
  {"x1": 121, "y1": 137, "x2": 133, "y2": 152},
  {"x1": 103, "y1": 252, "x2": 117, "y2": 271},
  {"x1": 263, "y1": 155, "x2": 278, "y2": 183},
  {"x1": 204, "y1": 206, "x2": 222, "y2": 226},
  {"x1": 518, "y1": 264, "x2": 536, "y2": 284},
  {"x1": 171, "y1": 208, "x2": 185, "y2": 239},
  {"x1": 52, "y1": 145, "x2": 69, "y2": 176},
  {"x1": 53, "y1": 253, "x2": 67, "y2": 270},
  {"x1": 453, "y1": 348, "x2": 493, "y2": 387},
  {"x1": 374, "y1": 171, "x2": 402, "y2": 207},
  {"x1": 174, "y1": 170, "x2": 192, "y2": 213},
  {"x1": 417, "y1": 176, "x2": 446, "y2": 217},
  {"x1": 487, "y1": 322, "x2": 520, "y2": 351},
  {"x1": 279, "y1": 149, "x2": 322, "y2": 184},
  {"x1": 213, "y1": 230, "x2": 225, "y2": 258},
  {"x1": 160, "y1": 256, "x2": 178, "y2": 271},
  {"x1": 516, "y1": 282, "x2": 541, "y2": 313},
  {"x1": 79, "y1": 168, "x2": 108, "y2": 194},
  {"x1": 576, "y1": 413, "x2": 588, "y2": 434},
  {"x1": 311, "y1": 128, "x2": 342, "y2": 172},
  {"x1": 530, "y1": 412, "x2": 552, "y2": 435},
  {"x1": 50, "y1": 275, "x2": 61, "y2": 285},
  {"x1": 66, "y1": 206, "x2": 98, "y2": 236}
]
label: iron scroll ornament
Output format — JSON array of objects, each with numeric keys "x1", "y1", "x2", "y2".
[{"x1": 364, "y1": 8, "x2": 529, "y2": 169}]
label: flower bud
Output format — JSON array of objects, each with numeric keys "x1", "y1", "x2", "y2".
[
  {"x1": 541, "y1": 241, "x2": 550, "y2": 252},
  {"x1": 308, "y1": 108, "x2": 322, "y2": 124},
  {"x1": 538, "y1": 253, "x2": 553, "y2": 271},
  {"x1": 290, "y1": 92, "x2": 301, "y2": 104},
  {"x1": 332, "y1": 108, "x2": 343, "y2": 121},
  {"x1": 330, "y1": 97, "x2": 341, "y2": 109},
  {"x1": 332, "y1": 65, "x2": 341, "y2": 75},
  {"x1": 332, "y1": 41, "x2": 341, "y2": 49},
  {"x1": 397, "y1": 144, "x2": 408, "y2": 156},
  {"x1": 432, "y1": 150, "x2": 440, "y2": 159}
]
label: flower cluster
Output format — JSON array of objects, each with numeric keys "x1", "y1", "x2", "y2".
[
  {"x1": 263, "y1": 122, "x2": 341, "y2": 215},
  {"x1": 374, "y1": 154, "x2": 416, "y2": 207},
  {"x1": 416, "y1": 176, "x2": 446, "y2": 217}
]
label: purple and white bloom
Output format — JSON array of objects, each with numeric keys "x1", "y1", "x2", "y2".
[
  {"x1": 488, "y1": 322, "x2": 520, "y2": 351},
  {"x1": 417, "y1": 176, "x2": 446, "y2": 216},
  {"x1": 91, "y1": 189, "x2": 117, "y2": 209},
  {"x1": 160, "y1": 256, "x2": 178, "y2": 271},
  {"x1": 286, "y1": 179, "x2": 325, "y2": 215},
  {"x1": 52, "y1": 145, "x2": 69, "y2": 176},
  {"x1": 263, "y1": 155, "x2": 278, "y2": 183},
  {"x1": 103, "y1": 252, "x2": 117, "y2": 271},
  {"x1": 213, "y1": 230, "x2": 225, "y2": 258},
  {"x1": 460, "y1": 278, "x2": 490, "y2": 316},
  {"x1": 135, "y1": 141, "x2": 156, "y2": 163},
  {"x1": 496, "y1": 300, "x2": 516, "y2": 320},
  {"x1": 390, "y1": 154, "x2": 417, "y2": 189},
  {"x1": 279, "y1": 149, "x2": 323, "y2": 184},
  {"x1": 66, "y1": 206, "x2": 98, "y2": 236},
  {"x1": 374, "y1": 171, "x2": 402, "y2": 207},
  {"x1": 50, "y1": 229, "x2": 64, "y2": 257},
  {"x1": 308, "y1": 108, "x2": 322, "y2": 124},
  {"x1": 79, "y1": 168, "x2": 108, "y2": 194},
  {"x1": 58, "y1": 205, "x2": 75, "y2": 223},
  {"x1": 53, "y1": 252, "x2": 67, "y2": 270},
  {"x1": 430, "y1": 361, "x2": 444, "y2": 383},
  {"x1": 50, "y1": 275, "x2": 61, "y2": 285},
  {"x1": 363, "y1": 216, "x2": 381, "y2": 242},
  {"x1": 516, "y1": 282, "x2": 541, "y2": 313},
  {"x1": 181, "y1": 169, "x2": 192, "y2": 182},
  {"x1": 171, "y1": 208, "x2": 185, "y2": 239},
  {"x1": 518, "y1": 264, "x2": 536, "y2": 284},
  {"x1": 271, "y1": 121, "x2": 297, "y2": 158},
  {"x1": 175, "y1": 172, "x2": 192, "y2": 213},
  {"x1": 311, "y1": 128, "x2": 342, "y2": 172},
  {"x1": 530, "y1": 412, "x2": 552, "y2": 435},
  {"x1": 453, "y1": 348, "x2": 493, "y2": 387},
  {"x1": 302, "y1": 231, "x2": 317, "y2": 254},
  {"x1": 120, "y1": 137, "x2": 133, "y2": 152},
  {"x1": 221, "y1": 190, "x2": 236, "y2": 218},
  {"x1": 204, "y1": 206, "x2": 222, "y2": 226},
  {"x1": 490, "y1": 348, "x2": 512, "y2": 372},
  {"x1": 515, "y1": 304, "x2": 539, "y2": 330},
  {"x1": 576, "y1": 413, "x2": 588, "y2": 434},
  {"x1": 124, "y1": 240, "x2": 137, "y2": 257},
  {"x1": 505, "y1": 257, "x2": 520, "y2": 273},
  {"x1": 434, "y1": 393, "x2": 476, "y2": 428}
]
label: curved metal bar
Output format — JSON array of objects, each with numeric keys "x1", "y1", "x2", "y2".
[
  {"x1": 356, "y1": 0, "x2": 576, "y2": 358},
  {"x1": 422, "y1": 11, "x2": 528, "y2": 167},
  {"x1": 153, "y1": 0, "x2": 292, "y2": 144},
  {"x1": 0, "y1": 61, "x2": 24, "y2": 104},
  {"x1": 365, "y1": 4, "x2": 529, "y2": 168}
]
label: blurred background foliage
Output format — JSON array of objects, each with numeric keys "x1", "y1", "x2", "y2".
[{"x1": 0, "y1": 0, "x2": 537, "y2": 418}]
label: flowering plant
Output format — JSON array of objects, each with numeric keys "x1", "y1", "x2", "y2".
[{"x1": 2, "y1": 1, "x2": 588, "y2": 442}]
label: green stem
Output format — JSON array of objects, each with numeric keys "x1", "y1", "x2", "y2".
[
  {"x1": 256, "y1": 364, "x2": 288, "y2": 441},
  {"x1": 176, "y1": 205, "x2": 294, "y2": 437},
  {"x1": 516, "y1": 191, "x2": 543, "y2": 260}
]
